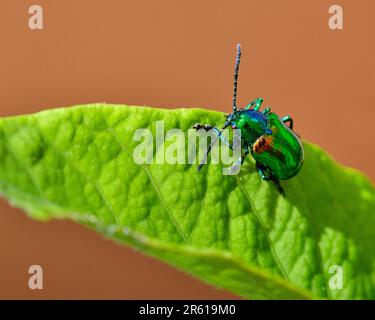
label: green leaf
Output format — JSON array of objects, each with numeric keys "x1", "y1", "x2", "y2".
[{"x1": 0, "y1": 104, "x2": 374, "y2": 299}]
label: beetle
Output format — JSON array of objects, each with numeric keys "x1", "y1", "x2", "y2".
[{"x1": 193, "y1": 44, "x2": 304, "y2": 195}]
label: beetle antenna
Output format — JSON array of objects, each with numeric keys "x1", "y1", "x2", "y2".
[
  {"x1": 197, "y1": 44, "x2": 241, "y2": 170},
  {"x1": 232, "y1": 43, "x2": 241, "y2": 112}
]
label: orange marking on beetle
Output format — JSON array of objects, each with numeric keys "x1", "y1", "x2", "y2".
[{"x1": 253, "y1": 136, "x2": 273, "y2": 153}]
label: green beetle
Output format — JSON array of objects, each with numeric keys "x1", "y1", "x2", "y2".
[{"x1": 193, "y1": 44, "x2": 304, "y2": 195}]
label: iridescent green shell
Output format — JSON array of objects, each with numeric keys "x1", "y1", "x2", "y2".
[
  {"x1": 251, "y1": 112, "x2": 304, "y2": 180},
  {"x1": 232, "y1": 109, "x2": 268, "y2": 144}
]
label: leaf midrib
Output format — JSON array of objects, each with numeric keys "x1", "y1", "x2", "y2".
[
  {"x1": 236, "y1": 175, "x2": 290, "y2": 282},
  {"x1": 108, "y1": 127, "x2": 187, "y2": 241}
]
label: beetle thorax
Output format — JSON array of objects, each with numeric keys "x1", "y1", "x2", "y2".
[{"x1": 230, "y1": 109, "x2": 268, "y2": 145}]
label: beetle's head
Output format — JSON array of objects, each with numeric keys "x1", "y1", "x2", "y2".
[{"x1": 223, "y1": 110, "x2": 241, "y2": 129}]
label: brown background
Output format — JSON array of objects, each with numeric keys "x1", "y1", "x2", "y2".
[{"x1": 0, "y1": 0, "x2": 374, "y2": 299}]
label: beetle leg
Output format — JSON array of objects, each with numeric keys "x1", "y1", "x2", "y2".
[
  {"x1": 272, "y1": 178, "x2": 285, "y2": 196},
  {"x1": 244, "y1": 97, "x2": 263, "y2": 111},
  {"x1": 256, "y1": 162, "x2": 271, "y2": 180},
  {"x1": 281, "y1": 115, "x2": 294, "y2": 130},
  {"x1": 205, "y1": 127, "x2": 233, "y2": 150},
  {"x1": 242, "y1": 146, "x2": 250, "y2": 163},
  {"x1": 256, "y1": 162, "x2": 285, "y2": 196},
  {"x1": 262, "y1": 107, "x2": 271, "y2": 115},
  {"x1": 193, "y1": 123, "x2": 235, "y2": 170}
]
